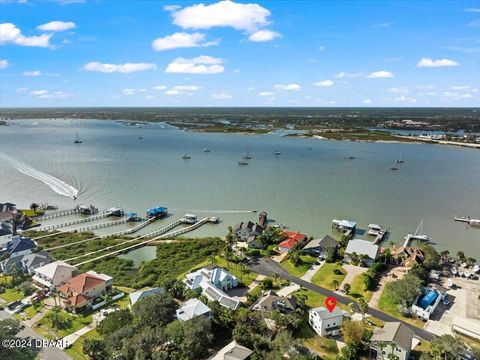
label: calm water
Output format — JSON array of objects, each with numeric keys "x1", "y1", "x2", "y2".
[{"x1": 0, "y1": 119, "x2": 479, "y2": 257}]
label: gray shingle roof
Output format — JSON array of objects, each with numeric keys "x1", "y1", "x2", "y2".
[{"x1": 371, "y1": 322, "x2": 414, "y2": 351}]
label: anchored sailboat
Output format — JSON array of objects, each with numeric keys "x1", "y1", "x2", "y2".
[
  {"x1": 274, "y1": 145, "x2": 281, "y2": 155},
  {"x1": 73, "y1": 131, "x2": 82, "y2": 144},
  {"x1": 390, "y1": 161, "x2": 398, "y2": 170},
  {"x1": 243, "y1": 147, "x2": 252, "y2": 160}
]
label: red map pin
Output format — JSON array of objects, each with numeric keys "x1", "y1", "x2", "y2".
[{"x1": 325, "y1": 296, "x2": 337, "y2": 312}]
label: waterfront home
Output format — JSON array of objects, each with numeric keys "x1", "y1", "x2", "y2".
[
  {"x1": 211, "y1": 340, "x2": 253, "y2": 360},
  {"x1": 21, "y1": 251, "x2": 52, "y2": 275},
  {"x1": 309, "y1": 306, "x2": 347, "y2": 337},
  {"x1": 32, "y1": 260, "x2": 77, "y2": 290},
  {"x1": 185, "y1": 266, "x2": 239, "y2": 292},
  {"x1": 303, "y1": 234, "x2": 338, "y2": 258},
  {"x1": 411, "y1": 284, "x2": 446, "y2": 320},
  {"x1": 58, "y1": 271, "x2": 112, "y2": 311},
  {"x1": 202, "y1": 283, "x2": 241, "y2": 310},
  {"x1": 251, "y1": 290, "x2": 297, "y2": 314},
  {"x1": 370, "y1": 322, "x2": 415, "y2": 360},
  {"x1": 176, "y1": 298, "x2": 211, "y2": 322},
  {"x1": 344, "y1": 239, "x2": 380, "y2": 265},
  {"x1": 0, "y1": 255, "x2": 24, "y2": 274},
  {"x1": 0, "y1": 236, "x2": 37, "y2": 258},
  {"x1": 246, "y1": 235, "x2": 264, "y2": 249},
  {"x1": 278, "y1": 231, "x2": 307, "y2": 253},
  {"x1": 233, "y1": 212, "x2": 267, "y2": 242},
  {"x1": 390, "y1": 246, "x2": 424, "y2": 267},
  {"x1": 129, "y1": 287, "x2": 165, "y2": 306}
]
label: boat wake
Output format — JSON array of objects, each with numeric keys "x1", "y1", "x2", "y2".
[
  {"x1": 1, "y1": 153, "x2": 79, "y2": 199},
  {"x1": 188, "y1": 209, "x2": 257, "y2": 214}
]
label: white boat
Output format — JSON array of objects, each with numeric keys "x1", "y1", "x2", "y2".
[
  {"x1": 469, "y1": 218, "x2": 480, "y2": 226},
  {"x1": 182, "y1": 154, "x2": 191, "y2": 160},
  {"x1": 73, "y1": 131, "x2": 82, "y2": 144},
  {"x1": 203, "y1": 148, "x2": 210, "y2": 153},
  {"x1": 243, "y1": 147, "x2": 252, "y2": 160},
  {"x1": 391, "y1": 161, "x2": 398, "y2": 171},
  {"x1": 396, "y1": 154, "x2": 404, "y2": 163},
  {"x1": 274, "y1": 145, "x2": 281, "y2": 155}
]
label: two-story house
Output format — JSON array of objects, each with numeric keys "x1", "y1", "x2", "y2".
[
  {"x1": 309, "y1": 306, "x2": 347, "y2": 337},
  {"x1": 32, "y1": 260, "x2": 77, "y2": 290},
  {"x1": 58, "y1": 272, "x2": 111, "y2": 311},
  {"x1": 370, "y1": 322, "x2": 415, "y2": 360}
]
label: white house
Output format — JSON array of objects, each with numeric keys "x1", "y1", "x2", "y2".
[
  {"x1": 411, "y1": 284, "x2": 446, "y2": 320},
  {"x1": 32, "y1": 260, "x2": 77, "y2": 290},
  {"x1": 185, "y1": 266, "x2": 238, "y2": 292},
  {"x1": 176, "y1": 298, "x2": 211, "y2": 322},
  {"x1": 371, "y1": 322, "x2": 415, "y2": 360},
  {"x1": 129, "y1": 287, "x2": 164, "y2": 306},
  {"x1": 309, "y1": 306, "x2": 347, "y2": 336},
  {"x1": 344, "y1": 239, "x2": 380, "y2": 265},
  {"x1": 0, "y1": 226, "x2": 13, "y2": 247},
  {"x1": 21, "y1": 252, "x2": 52, "y2": 275}
]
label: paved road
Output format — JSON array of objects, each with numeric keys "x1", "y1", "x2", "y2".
[
  {"x1": 0, "y1": 310, "x2": 71, "y2": 360},
  {"x1": 247, "y1": 257, "x2": 436, "y2": 342}
]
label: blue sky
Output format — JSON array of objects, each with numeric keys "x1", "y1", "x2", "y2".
[{"x1": 1, "y1": 0, "x2": 479, "y2": 107}]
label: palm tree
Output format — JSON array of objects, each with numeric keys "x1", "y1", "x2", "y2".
[
  {"x1": 377, "y1": 341, "x2": 386, "y2": 359},
  {"x1": 272, "y1": 272, "x2": 279, "y2": 285},
  {"x1": 30, "y1": 203, "x2": 39, "y2": 214},
  {"x1": 332, "y1": 279, "x2": 339, "y2": 291},
  {"x1": 358, "y1": 297, "x2": 368, "y2": 320}
]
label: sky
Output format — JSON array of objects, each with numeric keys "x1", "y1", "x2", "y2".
[{"x1": 0, "y1": 0, "x2": 479, "y2": 107}]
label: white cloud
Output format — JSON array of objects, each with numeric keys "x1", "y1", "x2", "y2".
[
  {"x1": 17, "y1": 87, "x2": 28, "y2": 92},
  {"x1": 463, "y1": 8, "x2": 480, "y2": 12},
  {"x1": 468, "y1": 20, "x2": 480, "y2": 27},
  {"x1": 0, "y1": 60, "x2": 8, "y2": 69},
  {"x1": 387, "y1": 87, "x2": 409, "y2": 94},
  {"x1": 318, "y1": 46, "x2": 325, "y2": 52},
  {"x1": 57, "y1": 0, "x2": 85, "y2": 4},
  {"x1": 153, "y1": 85, "x2": 167, "y2": 90},
  {"x1": 258, "y1": 91, "x2": 274, "y2": 96},
  {"x1": 313, "y1": 80, "x2": 334, "y2": 87},
  {"x1": 443, "y1": 91, "x2": 473, "y2": 99},
  {"x1": 37, "y1": 21, "x2": 76, "y2": 32},
  {"x1": 122, "y1": 88, "x2": 147, "y2": 95},
  {"x1": 416, "y1": 57, "x2": 459, "y2": 68},
  {"x1": 166, "y1": 85, "x2": 201, "y2": 95},
  {"x1": 145, "y1": 95, "x2": 155, "y2": 99},
  {"x1": 30, "y1": 89, "x2": 71, "y2": 98},
  {"x1": 335, "y1": 71, "x2": 364, "y2": 78},
  {"x1": 164, "y1": 4, "x2": 181, "y2": 11},
  {"x1": 362, "y1": 99, "x2": 372, "y2": 104},
  {"x1": 170, "y1": 1, "x2": 272, "y2": 32},
  {"x1": 373, "y1": 22, "x2": 391, "y2": 28},
  {"x1": 367, "y1": 70, "x2": 394, "y2": 78},
  {"x1": 23, "y1": 70, "x2": 40, "y2": 77},
  {"x1": 450, "y1": 86, "x2": 470, "y2": 90},
  {"x1": 211, "y1": 92, "x2": 232, "y2": 99},
  {"x1": 394, "y1": 95, "x2": 417, "y2": 103},
  {"x1": 152, "y1": 32, "x2": 218, "y2": 51},
  {"x1": 248, "y1": 29, "x2": 280, "y2": 42},
  {"x1": 165, "y1": 55, "x2": 224, "y2": 74},
  {"x1": 83, "y1": 62, "x2": 157, "y2": 73},
  {"x1": 274, "y1": 83, "x2": 300, "y2": 91},
  {"x1": 0, "y1": 23, "x2": 51, "y2": 47}
]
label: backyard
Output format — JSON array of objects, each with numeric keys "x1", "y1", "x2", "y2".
[
  {"x1": 348, "y1": 273, "x2": 373, "y2": 302},
  {"x1": 311, "y1": 262, "x2": 347, "y2": 290},
  {"x1": 281, "y1": 254, "x2": 317, "y2": 278},
  {"x1": 36, "y1": 309, "x2": 93, "y2": 339}
]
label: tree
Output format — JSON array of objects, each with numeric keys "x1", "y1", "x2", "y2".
[
  {"x1": 272, "y1": 272, "x2": 279, "y2": 285},
  {"x1": 467, "y1": 257, "x2": 476, "y2": 267},
  {"x1": 428, "y1": 334, "x2": 467, "y2": 360},
  {"x1": 422, "y1": 244, "x2": 440, "y2": 270},
  {"x1": 342, "y1": 320, "x2": 364, "y2": 346},
  {"x1": 290, "y1": 251, "x2": 301, "y2": 266},
  {"x1": 0, "y1": 318, "x2": 36, "y2": 359},
  {"x1": 457, "y1": 251, "x2": 466, "y2": 262},
  {"x1": 261, "y1": 277, "x2": 273, "y2": 290},
  {"x1": 336, "y1": 342, "x2": 358, "y2": 360},
  {"x1": 132, "y1": 294, "x2": 176, "y2": 328},
  {"x1": 83, "y1": 338, "x2": 106, "y2": 359},
  {"x1": 97, "y1": 309, "x2": 133, "y2": 337},
  {"x1": 30, "y1": 203, "x2": 39, "y2": 213},
  {"x1": 332, "y1": 279, "x2": 340, "y2": 291},
  {"x1": 325, "y1": 246, "x2": 337, "y2": 263},
  {"x1": 388, "y1": 273, "x2": 423, "y2": 311},
  {"x1": 357, "y1": 297, "x2": 368, "y2": 319},
  {"x1": 343, "y1": 283, "x2": 351, "y2": 295},
  {"x1": 440, "y1": 250, "x2": 450, "y2": 260}
]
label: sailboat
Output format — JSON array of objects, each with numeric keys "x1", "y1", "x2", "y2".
[
  {"x1": 73, "y1": 131, "x2": 82, "y2": 144},
  {"x1": 203, "y1": 148, "x2": 210, "y2": 153},
  {"x1": 396, "y1": 154, "x2": 404, "y2": 163},
  {"x1": 348, "y1": 152, "x2": 355, "y2": 159},
  {"x1": 182, "y1": 153, "x2": 191, "y2": 160},
  {"x1": 408, "y1": 220, "x2": 430, "y2": 242},
  {"x1": 243, "y1": 147, "x2": 252, "y2": 160},
  {"x1": 274, "y1": 145, "x2": 281, "y2": 155},
  {"x1": 238, "y1": 159, "x2": 248, "y2": 165},
  {"x1": 390, "y1": 161, "x2": 398, "y2": 170}
]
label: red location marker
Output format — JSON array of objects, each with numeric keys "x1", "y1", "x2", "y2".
[{"x1": 325, "y1": 296, "x2": 337, "y2": 312}]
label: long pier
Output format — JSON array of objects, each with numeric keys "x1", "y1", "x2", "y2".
[
  {"x1": 373, "y1": 229, "x2": 388, "y2": 245},
  {"x1": 37, "y1": 212, "x2": 116, "y2": 231},
  {"x1": 36, "y1": 208, "x2": 79, "y2": 221},
  {"x1": 71, "y1": 217, "x2": 218, "y2": 266}
]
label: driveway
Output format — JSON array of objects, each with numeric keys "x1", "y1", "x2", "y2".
[
  {"x1": 247, "y1": 257, "x2": 436, "y2": 342},
  {"x1": 369, "y1": 266, "x2": 407, "y2": 308},
  {"x1": 337, "y1": 264, "x2": 367, "y2": 293}
]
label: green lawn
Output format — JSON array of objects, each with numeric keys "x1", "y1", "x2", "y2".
[
  {"x1": 19, "y1": 209, "x2": 44, "y2": 217},
  {"x1": 0, "y1": 288, "x2": 25, "y2": 303},
  {"x1": 311, "y1": 262, "x2": 347, "y2": 290},
  {"x1": 281, "y1": 255, "x2": 317, "y2": 278},
  {"x1": 65, "y1": 329, "x2": 101, "y2": 360},
  {"x1": 23, "y1": 303, "x2": 44, "y2": 319},
  {"x1": 214, "y1": 256, "x2": 257, "y2": 286},
  {"x1": 292, "y1": 288, "x2": 327, "y2": 309},
  {"x1": 297, "y1": 322, "x2": 339, "y2": 360},
  {"x1": 348, "y1": 273, "x2": 373, "y2": 302},
  {"x1": 37, "y1": 310, "x2": 93, "y2": 339},
  {"x1": 378, "y1": 283, "x2": 425, "y2": 328},
  {"x1": 0, "y1": 275, "x2": 13, "y2": 285}
]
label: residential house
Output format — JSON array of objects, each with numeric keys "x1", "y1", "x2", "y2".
[
  {"x1": 184, "y1": 266, "x2": 240, "y2": 310},
  {"x1": 0, "y1": 223, "x2": 13, "y2": 247},
  {"x1": 258, "y1": 211, "x2": 268, "y2": 228},
  {"x1": 0, "y1": 255, "x2": 24, "y2": 274},
  {"x1": 0, "y1": 236, "x2": 37, "y2": 258},
  {"x1": 344, "y1": 239, "x2": 380, "y2": 265},
  {"x1": 390, "y1": 246, "x2": 424, "y2": 267},
  {"x1": 129, "y1": 287, "x2": 165, "y2": 306},
  {"x1": 211, "y1": 340, "x2": 253, "y2": 360},
  {"x1": 58, "y1": 272, "x2": 111, "y2": 310},
  {"x1": 176, "y1": 298, "x2": 211, "y2": 322},
  {"x1": 411, "y1": 284, "x2": 446, "y2": 320},
  {"x1": 252, "y1": 290, "x2": 297, "y2": 314},
  {"x1": 303, "y1": 235, "x2": 338, "y2": 258},
  {"x1": 278, "y1": 231, "x2": 307, "y2": 253},
  {"x1": 233, "y1": 221, "x2": 258, "y2": 241},
  {"x1": 246, "y1": 235, "x2": 264, "y2": 249},
  {"x1": 21, "y1": 252, "x2": 52, "y2": 275},
  {"x1": 309, "y1": 306, "x2": 347, "y2": 336},
  {"x1": 0, "y1": 203, "x2": 16, "y2": 213},
  {"x1": 370, "y1": 322, "x2": 415, "y2": 360},
  {"x1": 32, "y1": 260, "x2": 77, "y2": 290}
]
